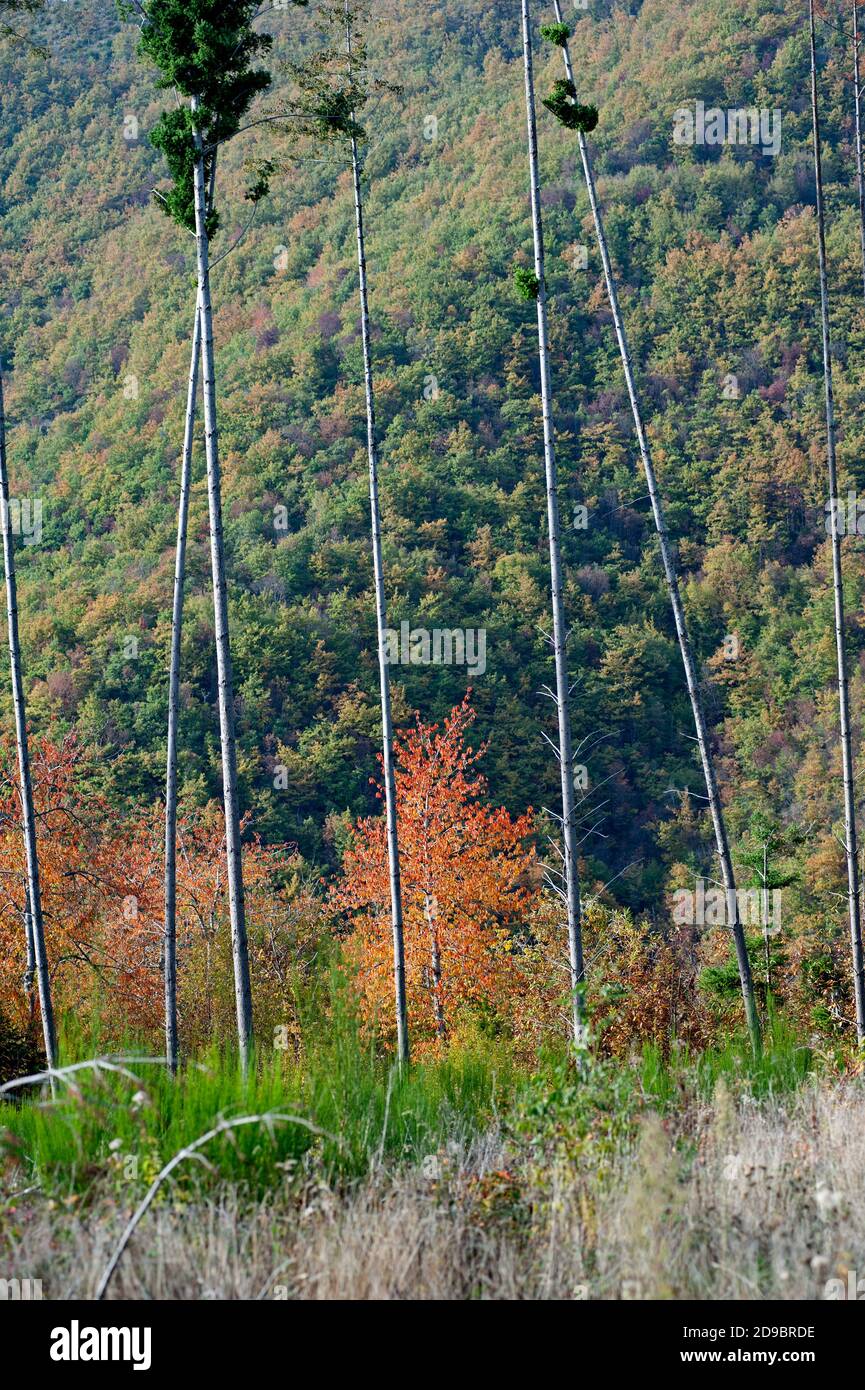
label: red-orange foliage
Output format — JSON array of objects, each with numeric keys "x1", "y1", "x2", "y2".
[
  {"x1": 332, "y1": 696, "x2": 538, "y2": 1050},
  {"x1": 0, "y1": 736, "x2": 318, "y2": 1052},
  {"x1": 0, "y1": 734, "x2": 162, "y2": 1036}
]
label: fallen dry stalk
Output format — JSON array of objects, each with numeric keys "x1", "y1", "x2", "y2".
[{"x1": 95, "y1": 1112, "x2": 337, "y2": 1300}]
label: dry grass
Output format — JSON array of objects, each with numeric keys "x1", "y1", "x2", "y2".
[{"x1": 3, "y1": 1079, "x2": 864, "y2": 1299}]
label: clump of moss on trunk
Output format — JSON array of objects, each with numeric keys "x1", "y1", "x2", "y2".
[
  {"x1": 539, "y1": 21, "x2": 570, "y2": 47},
  {"x1": 513, "y1": 266, "x2": 540, "y2": 301}
]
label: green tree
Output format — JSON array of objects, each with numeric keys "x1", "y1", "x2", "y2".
[
  {"x1": 736, "y1": 811, "x2": 800, "y2": 993},
  {"x1": 137, "y1": 0, "x2": 278, "y2": 1073}
]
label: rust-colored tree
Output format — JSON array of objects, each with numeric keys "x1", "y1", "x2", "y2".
[
  {"x1": 0, "y1": 734, "x2": 161, "y2": 1039},
  {"x1": 167, "y1": 804, "x2": 321, "y2": 1053},
  {"x1": 0, "y1": 737, "x2": 320, "y2": 1054},
  {"x1": 332, "y1": 696, "x2": 537, "y2": 1050}
]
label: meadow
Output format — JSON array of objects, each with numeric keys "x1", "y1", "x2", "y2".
[{"x1": 3, "y1": 1004, "x2": 861, "y2": 1301}]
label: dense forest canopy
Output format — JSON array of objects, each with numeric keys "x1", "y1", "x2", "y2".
[{"x1": 1, "y1": 0, "x2": 863, "y2": 931}]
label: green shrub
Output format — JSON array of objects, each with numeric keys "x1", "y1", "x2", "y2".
[{"x1": 0, "y1": 1009, "x2": 44, "y2": 1089}]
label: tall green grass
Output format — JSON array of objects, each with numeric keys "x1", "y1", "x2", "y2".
[
  {"x1": 1, "y1": 988, "x2": 817, "y2": 1202},
  {"x1": 1, "y1": 1006, "x2": 515, "y2": 1197},
  {"x1": 639, "y1": 1013, "x2": 813, "y2": 1103}
]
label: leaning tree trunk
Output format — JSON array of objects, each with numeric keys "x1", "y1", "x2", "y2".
[
  {"x1": 550, "y1": 0, "x2": 762, "y2": 1053},
  {"x1": 853, "y1": 2, "x2": 865, "y2": 306},
  {"x1": 521, "y1": 0, "x2": 585, "y2": 1049},
  {"x1": 164, "y1": 304, "x2": 201, "y2": 1074},
  {"x1": 810, "y1": 0, "x2": 865, "y2": 1044},
  {"x1": 349, "y1": 117, "x2": 409, "y2": 1064},
  {"x1": 0, "y1": 367, "x2": 56, "y2": 1069},
  {"x1": 191, "y1": 98, "x2": 254, "y2": 1073},
  {"x1": 345, "y1": 7, "x2": 408, "y2": 1064}
]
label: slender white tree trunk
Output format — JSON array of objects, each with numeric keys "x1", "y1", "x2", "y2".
[
  {"x1": 423, "y1": 891, "x2": 446, "y2": 1041},
  {"x1": 349, "y1": 138, "x2": 409, "y2": 1065},
  {"x1": 853, "y1": 2, "x2": 865, "y2": 306},
  {"x1": 23, "y1": 882, "x2": 35, "y2": 1020},
  {"x1": 810, "y1": 0, "x2": 865, "y2": 1044},
  {"x1": 164, "y1": 305, "x2": 201, "y2": 1074},
  {"x1": 550, "y1": 0, "x2": 761, "y2": 1052},
  {"x1": 191, "y1": 99, "x2": 253, "y2": 1072},
  {"x1": 345, "y1": 13, "x2": 409, "y2": 1065},
  {"x1": 521, "y1": 0, "x2": 585, "y2": 1048},
  {"x1": 0, "y1": 366, "x2": 56, "y2": 1068}
]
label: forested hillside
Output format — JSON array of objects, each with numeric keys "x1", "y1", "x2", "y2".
[
  {"x1": 2, "y1": 0, "x2": 865, "y2": 960},
  {"x1": 6, "y1": 0, "x2": 865, "y2": 1316}
]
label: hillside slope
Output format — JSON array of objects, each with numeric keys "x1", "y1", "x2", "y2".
[{"x1": 1, "y1": 0, "x2": 863, "y2": 923}]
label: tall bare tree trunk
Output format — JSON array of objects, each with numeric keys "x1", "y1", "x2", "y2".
[
  {"x1": 0, "y1": 366, "x2": 56, "y2": 1069},
  {"x1": 23, "y1": 882, "x2": 35, "y2": 1021},
  {"x1": 810, "y1": 0, "x2": 865, "y2": 1045},
  {"x1": 423, "y1": 892, "x2": 446, "y2": 1041},
  {"x1": 550, "y1": 0, "x2": 761, "y2": 1052},
  {"x1": 346, "y1": 17, "x2": 408, "y2": 1063},
  {"x1": 853, "y1": 2, "x2": 865, "y2": 305},
  {"x1": 521, "y1": 0, "x2": 585, "y2": 1049},
  {"x1": 164, "y1": 305, "x2": 201, "y2": 1074},
  {"x1": 191, "y1": 99, "x2": 253, "y2": 1073}
]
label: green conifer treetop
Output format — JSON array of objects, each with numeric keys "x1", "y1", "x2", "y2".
[
  {"x1": 539, "y1": 21, "x2": 570, "y2": 47},
  {"x1": 134, "y1": 0, "x2": 278, "y2": 234}
]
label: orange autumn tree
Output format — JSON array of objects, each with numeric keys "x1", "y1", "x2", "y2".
[
  {"x1": 0, "y1": 736, "x2": 320, "y2": 1056},
  {"x1": 333, "y1": 696, "x2": 538, "y2": 1049},
  {"x1": 0, "y1": 734, "x2": 161, "y2": 1039},
  {"x1": 165, "y1": 804, "x2": 321, "y2": 1053}
]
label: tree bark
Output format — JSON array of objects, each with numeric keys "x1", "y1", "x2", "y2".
[
  {"x1": 762, "y1": 843, "x2": 771, "y2": 993},
  {"x1": 853, "y1": 2, "x2": 865, "y2": 306},
  {"x1": 164, "y1": 304, "x2": 201, "y2": 1075},
  {"x1": 810, "y1": 0, "x2": 865, "y2": 1044},
  {"x1": 550, "y1": 0, "x2": 762, "y2": 1053},
  {"x1": 23, "y1": 882, "x2": 35, "y2": 1021},
  {"x1": 191, "y1": 98, "x2": 253, "y2": 1073},
  {"x1": 0, "y1": 366, "x2": 56, "y2": 1069},
  {"x1": 346, "y1": 10, "x2": 409, "y2": 1065},
  {"x1": 521, "y1": 0, "x2": 585, "y2": 1049},
  {"x1": 424, "y1": 892, "x2": 446, "y2": 1041}
]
